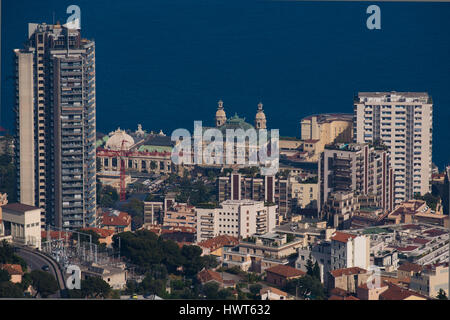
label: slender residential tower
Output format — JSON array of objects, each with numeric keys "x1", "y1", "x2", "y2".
[
  {"x1": 353, "y1": 92, "x2": 433, "y2": 206},
  {"x1": 14, "y1": 22, "x2": 96, "y2": 229}
]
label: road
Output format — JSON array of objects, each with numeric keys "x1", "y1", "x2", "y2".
[{"x1": 15, "y1": 247, "x2": 66, "y2": 298}]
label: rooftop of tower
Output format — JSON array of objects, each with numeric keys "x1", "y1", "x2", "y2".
[{"x1": 356, "y1": 91, "x2": 431, "y2": 103}]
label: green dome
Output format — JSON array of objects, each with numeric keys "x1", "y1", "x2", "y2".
[{"x1": 219, "y1": 113, "x2": 254, "y2": 133}]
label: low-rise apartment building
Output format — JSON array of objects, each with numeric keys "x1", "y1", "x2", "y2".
[
  {"x1": 328, "y1": 267, "x2": 369, "y2": 294},
  {"x1": 222, "y1": 233, "x2": 303, "y2": 273},
  {"x1": 409, "y1": 262, "x2": 449, "y2": 298},
  {"x1": 330, "y1": 231, "x2": 370, "y2": 271},
  {"x1": 163, "y1": 203, "x2": 196, "y2": 229},
  {"x1": 265, "y1": 264, "x2": 306, "y2": 287},
  {"x1": 196, "y1": 200, "x2": 277, "y2": 242}
]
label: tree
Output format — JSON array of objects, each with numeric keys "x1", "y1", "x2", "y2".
[
  {"x1": 20, "y1": 273, "x2": 32, "y2": 291},
  {"x1": 78, "y1": 229, "x2": 101, "y2": 246},
  {"x1": 285, "y1": 275, "x2": 325, "y2": 300},
  {"x1": 97, "y1": 184, "x2": 119, "y2": 207},
  {"x1": 305, "y1": 258, "x2": 314, "y2": 276},
  {"x1": 140, "y1": 274, "x2": 166, "y2": 296},
  {"x1": 201, "y1": 255, "x2": 219, "y2": 269},
  {"x1": 286, "y1": 233, "x2": 296, "y2": 243},
  {"x1": 181, "y1": 245, "x2": 204, "y2": 277},
  {"x1": 122, "y1": 198, "x2": 144, "y2": 229},
  {"x1": 202, "y1": 282, "x2": 220, "y2": 299},
  {"x1": 414, "y1": 192, "x2": 440, "y2": 211},
  {"x1": 0, "y1": 240, "x2": 27, "y2": 271},
  {"x1": 30, "y1": 270, "x2": 58, "y2": 298},
  {"x1": 312, "y1": 261, "x2": 321, "y2": 281},
  {"x1": 436, "y1": 288, "x2": 448, "y2": 300},
  {"x1": 81, "y1": 277, "x2": 111, "y2": 299},
  {"x1": 249, "y1": 284, "x2": 262, "y2": 296},
  {"x1": 0, "y1": 281, "x2": 23, "y2": 298},
  {"x1": 0, "y1": 269, "x2": 11, "y2": 283},
  {"x1": 0, "y1": 135, "x2": 17, "y2": 202}
]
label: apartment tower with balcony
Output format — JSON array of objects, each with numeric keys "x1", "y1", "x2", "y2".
[
  {"x1": 14, "y1": 22, "x2": 96, "y2": 229},
  {"x1": 318, "y1": 143, "x2": 393, "y2": 214},
  {"x1": 353, "y1": 92, "x2": 433, "y2": 206}
]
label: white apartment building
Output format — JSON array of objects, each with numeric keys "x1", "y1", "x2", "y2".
[
  {"x1": 196, "y1": 200, "x2": 277, "y2": 242},
  {"x1": 353, "y1": 92, "x2": 433, "y2": 205},
  {"x1": 330, "y1": 231, "x2": 370, "y2": 271}
]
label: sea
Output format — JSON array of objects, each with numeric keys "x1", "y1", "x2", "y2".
[{"x1": 1, "y1": 0, "x2": 450, "y2": 169}]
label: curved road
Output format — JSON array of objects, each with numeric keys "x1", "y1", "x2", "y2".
[{"x1": 15, "y1": 247, "x2": 66, "y2": 298}]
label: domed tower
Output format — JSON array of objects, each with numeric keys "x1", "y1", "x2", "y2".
[
  {"x1": 216, "y1": 100, "x2": 227, "y2": 127},
  {"x1": 255, "y1": 102, "x2": 267, "y2": 129}
]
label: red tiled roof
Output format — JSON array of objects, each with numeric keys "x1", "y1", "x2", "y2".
[
  {"x1": 260, "y1": 287, "x2": 288, "y2": 297},
  {"x1": 401, "y1": 224, "x2": 422, "y2": 230},
  {"x1": 395, "y1": 245, "x2": 418, "y2": 252},
  {"x1": 331, "y1": 231, "x2": 357, "y2": 243},
  {"x1": 3, "y1": 203, "x2": 40, "y2": 213},
  {"x1": 330, "y1": 287, "x2": 348, "y2": 297},
  {"x1": 411, "y1": 237, "x2": 430, "y2": 245},
  {"x1": 197, "y1": 269, "x2": 224, "y2": 284},
  {"x1": 100, "y1": 211, "x2": 131, "y2": 227},
  {"x1": 265, "y1": 265, "x2": 305, "y2": 278},
  {"x1": 198, "y1": 235, "x2": 239, "y2": 251},
  {"x1": 41, "y1": 231, "x2": 72, "y2": 241},
  {"x1": 423, "y1": 229, "x2": 447, "y2": 237},
  {"x1": 330, "y1": 267, "x2": 367, "y2": 278},
  {"x1": 380, "y1": 283, "x2": 426, "y2": 300},
  {"x1": 81, "y1": 227, "x2": 115, "y2": 238},
  {"x1": 397, "y1": 262, "x2": 423, "y2": 273},
  {"x1": 0, "y1": 264, "x2": 24, "y2": 276}
]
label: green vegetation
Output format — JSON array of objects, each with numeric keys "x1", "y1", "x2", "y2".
[
  {"x1": 77, "y1": 229, "x2": 101, "y2": 246},
  {"x1": 305, "y1": 258, "x2": 320, "y2": 281},
  {"x1": 280, "y1": 136, "x2": 301, "y2": 141},
  {"x1": 97, "y1": 183, "x2": 119, "y2": 208},
  {"x1": 0, "y1": 269, "x2": 11, "y2": 283},
  {"x1": 414, "y1": 192, "x2": 441, "y2": 211},
  {"x1": 286, "y1": 234, "x2": 296, "y2": 243},
  {"x1": 202, "y1": 282, "x2": 234, "y2": 300},
  {"x1": 67, "y1": 277, "x2": 112, "y2": 299},
  {"x1": 363, "y1": 227, "x2": 389, "y2": 235},
  {"x1": 174, "y1": 175, "x2": 217, "y2": 207},
  {"x1": 285, "y1": 275, "x2": 325, "y2": 300},
  {"x1": 436, "y1": 288, "x2": 448, "y2": 300},
  {"x1": 299, "y1": 176, "x2": 318, "y2": 184},
  {"x1": 30, "y1": 270, "x2": 58, "y2": 298},
  {"x1": 0, "y1": 241, "x2": 27, "y2": 271},
  {"x1": 0, "y1": 281, "x2": 24, "y2": 298},
  {"x1": 122, "y1": 198, "x2": 144, "y2": 229},
  {"x1": 238, "y1": 167, "x2": 260, "y2": 177},
  {"x1": 0, "y1": 135, "x2": 17, "y2": 202},
  {"x1": 113, "y1": 230, "x2": 214, "y2": 277}
]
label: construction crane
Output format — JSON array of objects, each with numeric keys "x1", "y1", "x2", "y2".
[
  {"x1": 119, "y1": 139, "x2": 127, "y2": 201},
  {"x1": 97, "y1": 139, "x2": 128, "y2": 201}
]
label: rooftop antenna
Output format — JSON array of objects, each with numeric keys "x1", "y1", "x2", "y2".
[{"x1": 52, "y1": 11, "x2": 55, "y2": 25}]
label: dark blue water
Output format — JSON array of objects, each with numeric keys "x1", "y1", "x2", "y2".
[{"x1": 2, "y1": 0, "x2": 450, "y2": 168}]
